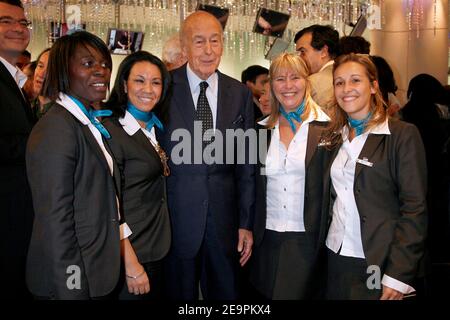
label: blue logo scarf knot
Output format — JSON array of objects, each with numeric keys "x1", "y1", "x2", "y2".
[
  {"x1": 348, "y1": 112, "x2": 372, "y2": 136},
  {"x1": 127, "y1": 102, "x2": 164, "y2": 132},
  {"x1": 69, "y1": 96, "x2": 112, "y2": 139},
  {"x1": 279, "y1": 99, "x2": 306, "y2": 133}
]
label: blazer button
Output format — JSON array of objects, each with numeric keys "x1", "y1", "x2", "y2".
[
  {"x1": 361, "y1": 216, "x2": 367, "y2": 223},
  {"x1": 111, "y1": 218, "x2": 117, "y2": 222},
  {"x1": 161, "y1": 198, "x2": 165, "y2": 203}
]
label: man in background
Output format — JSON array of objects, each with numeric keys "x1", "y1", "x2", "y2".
[
  {"x1": 294, "y1": 24, "x2": 339, "y2": 113},
  {"x1": 162, "y1": 34, "x2": 187, "y2": 71},
  {"x1": 241, "y1": 65, "x2": 269, "y2": 120}
]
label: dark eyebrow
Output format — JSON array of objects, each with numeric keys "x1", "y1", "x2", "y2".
[{"x1": 0, "y1": 16, "x2": 27, "y2": 20}]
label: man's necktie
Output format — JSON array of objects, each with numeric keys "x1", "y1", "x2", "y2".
[{"x1": 196, "y1": 81, "x2": 213, "y2": 143}]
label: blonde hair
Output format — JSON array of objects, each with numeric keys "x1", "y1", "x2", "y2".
[
  {"x1": 325, "y1": 53, "x2": 387, "y2": 146},
  {"x1": 265, "y1": 53, "x2": 317, "y2": 129}
]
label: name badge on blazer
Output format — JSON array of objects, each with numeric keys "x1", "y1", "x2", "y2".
[
  {"x1": 356, "y1": 157, "x2": 373, "y2": 167},
  {"x1": 318, "y1": 139, "x2": 332, "y2": 147}
]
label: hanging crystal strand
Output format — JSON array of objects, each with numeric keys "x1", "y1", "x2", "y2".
[
  {"x1": 406, "y1": 0, "x2": 412, "y2": 41},
  {"x1": 433, "y1": 0, "x2": 437, "y2": 37},
  {"x1": 412, "y1": 0, "x2": 422, "y2": 38}
]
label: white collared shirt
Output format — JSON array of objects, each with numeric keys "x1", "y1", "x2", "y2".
[
  {"x1": 0, "y1": 56, "x2": 28, "y2": 88},
  {"x1": 263, "y1": 103, "x2": 330, "y2": 232},
  {"x1": 326, "y1": 118, "x2": 414, "y2": 294},
  {"x1": 119, "y1": 110, "x2": 158, "y2": 147},
  {"x1": 186, "y1": 63, "x2": 218, "y2": 129},
  {"x1": 56, "y1": 93, "x2": 132, "y2": 240}
]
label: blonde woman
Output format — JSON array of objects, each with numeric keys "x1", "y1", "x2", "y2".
[
  {"x1": 323, "y1": 53, "x2": 427, "y2": 300},
  {"x1": 250, "y1": 53, "x2": 331, "y2": 299}
]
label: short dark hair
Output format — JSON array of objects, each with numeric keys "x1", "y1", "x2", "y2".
[
  {"x1": 42, "y1": 31, "x2": 112, "y2": 102},
  {"x1": 241, "y1": 65, "x2": 269, "y2": 83},
  {"x1": 370, "y1": 55, "x2": 397, "y2": 103},
  {"x1": 0, "y1": 0, "x2": 24, "y2": 8},
  {"x1": 339, "y1": 36, "x2": 370, "y2": 55},
  {"x1": 21, "y1": 50, "x2": 31, "y2": 59},
  {"x1": 294, "y1": 24, "x2": 340, "y2": 58},
  {"x1": 105, "y1": 51, "x2": 171, "y2": 124}
]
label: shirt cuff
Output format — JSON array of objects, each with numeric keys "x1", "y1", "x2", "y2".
[
  {"x1": 382, "y1": 274, "x2": 415, "y2": 294},
  {"x1": 120, "y1": 223, "x2": 132, "y2": 240}
]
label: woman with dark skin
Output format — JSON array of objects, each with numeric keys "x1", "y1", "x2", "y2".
[
  {"x1": 104, "y1": 51, "x2": 171, "y2": 300},
  {"x1": 25, "y1": 31, "x2": 132, "y2": 299}
]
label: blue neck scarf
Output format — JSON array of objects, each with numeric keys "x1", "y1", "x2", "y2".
[
  {"x1": 127, "y1": 102, "x2": 164, "y2": 132},
  {"x1": 68, "y1": 96, "x2": 112, "y2": 139},
  {"x1": 279, "y1": 99, "x2": 306, "y2": 133},
  {"x1": 348, "y1": 112, "x2": 372, "y2": 137}
]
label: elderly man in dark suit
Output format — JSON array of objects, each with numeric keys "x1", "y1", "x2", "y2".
[
  {"x1": 160, "y1": 10, "x2": 255, "y2": 300},
  {"x1": 0, "y1": 0, "x2": 34, "y2": 299}
]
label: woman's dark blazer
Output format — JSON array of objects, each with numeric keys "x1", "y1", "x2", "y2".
[
  {"x1": 323, "y1": 119, "x2": 428, "y2": 286},
  {"x1": 104, "y1": 117, "x2": 171, "y2": 263},
  {"x1": 25, "y1": 103, "x2": 122, "y2": 299},
  {"x1": 253, "y1": 120, "x2": 332, "y2": 253}
]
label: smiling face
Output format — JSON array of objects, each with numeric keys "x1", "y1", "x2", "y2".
[
  {"x1": 125, "y1": 61, "x2": 162, "y2": 113},
  {"x1": 68, "y1": 44, "x2": 111, "y2": 107},
  {"x1": 182, "y1": 12, "x2": 223, "y2": 80},
  {"x1": 272, "y1": 69, "x2": 306, "y2": 112},
  {"x1": 33, "y1": 51, "x2": 49, "y2": 96},
  {"x1": 333, "y1": 61, "x2": 377, "y2": 120},
  {"x1": 0, "y1": 3, "x2": 30, "y2": 65}
]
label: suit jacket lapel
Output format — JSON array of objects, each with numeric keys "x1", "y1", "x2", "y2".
[
  {"x1": 305, "y1": 122, "x2": 322, "y2": 169},
  {"x1": 216, "y1": 72, "x2": 235, "y2": 133},
  {"x1": 102, "y1": 135, "x2": 122, "y2": 200},
  {"x1": 133, "y1": 129, "x2": 162, "y2": 169},
  {"x1": 172, "y1": 65, "x2": 196, "y2": 135},
  {"x1": 355, "y1": 134, "x2": 384, "y2": 179},
  {"x1": 81, "y1": 125, "x2": 111, "y2": 173},
  {"x1": 0, "y1": 62, "x2": 35, "y2": 124}
]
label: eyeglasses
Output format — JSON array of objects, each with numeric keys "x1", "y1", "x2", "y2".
[{"x1": 0, "y1": 17, "x2": 32, "y2": 29}]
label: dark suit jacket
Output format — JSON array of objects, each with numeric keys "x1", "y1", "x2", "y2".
[
  {"x1": 323, "y1": 119, "x2": 428, "y2": 286},
  {"x1": 159, "y1": 64, "x2": 256, "y2": 259},
  {"x1": 104, "y1": 117, "x2": 171, "y2": 263},
  {"x1": 253, "y1": 121, "x2": 332, "y2": 252},
  {"x1": 0, "y1": 61, "x2": 35, "y2": 297},
  {"x1": 26, "y1": 103, "x2": 121, "y2": 299}
]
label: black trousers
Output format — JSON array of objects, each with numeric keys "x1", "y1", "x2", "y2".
[
  {"x1": 326, "y1": 248, "x2": 381, "y2": 300},
  {"x1": 250, "y1": 230, "x2": 317, "y2": 300},
  {"x1": 163, "y1": 216, "x2": 239, "y2": 300}
]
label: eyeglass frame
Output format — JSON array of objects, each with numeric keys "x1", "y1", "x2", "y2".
[{"x1": 0, "y1": 16, "x2": 32, "y2": 29}]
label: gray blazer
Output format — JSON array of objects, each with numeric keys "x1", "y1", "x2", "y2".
[
  {"x1": 324, "y1": 119, "x2": 428, "y2": 286},
  {"x1": 26, "y1": 103, "x2": 121, "y2": 299}
]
